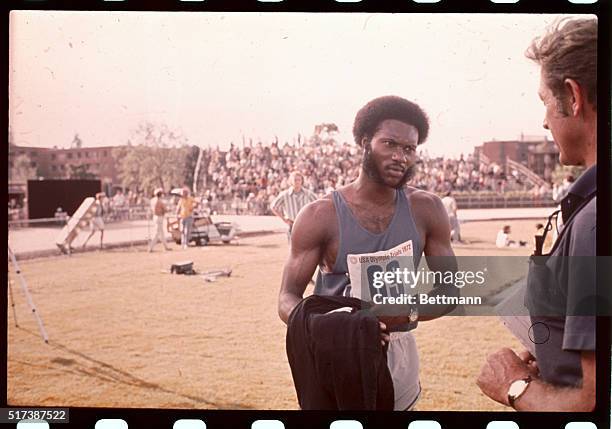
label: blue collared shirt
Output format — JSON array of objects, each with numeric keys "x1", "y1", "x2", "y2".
[
  {"x1": 526, "y1": 163, "x2": 596, "y2": 386},
  {"x1": 561, "y1": 164, "x2": 597, "y2": 224}
]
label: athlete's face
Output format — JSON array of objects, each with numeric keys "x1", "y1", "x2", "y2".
[{"x1": 362, "y1": 119, "x2": 419, "y2": 189}]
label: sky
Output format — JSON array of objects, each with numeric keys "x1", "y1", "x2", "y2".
[{"x1": 9, "y1": 12, "x2": 589, "y2": 157}]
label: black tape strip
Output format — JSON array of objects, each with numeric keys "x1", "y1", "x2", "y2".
[{"x1": 3, "y1": 0, "x2": 609, "y2": 13}]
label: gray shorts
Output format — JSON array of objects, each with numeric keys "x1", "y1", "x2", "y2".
[{"x1": 90, "y1": 217, "x2": 104, "y2": 231}]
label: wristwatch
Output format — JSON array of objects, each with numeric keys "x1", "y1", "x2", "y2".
[{"x1": 507, "y1": 375, "x2": 532, "y2": 408}]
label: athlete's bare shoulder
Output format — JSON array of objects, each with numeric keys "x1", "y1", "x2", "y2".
[
  {"x1": 304, "y1": 195, "x2": 335, "y2": 220},
  {"x1": 291, "y1": 193, "x2": 336, "y2": 242},
  {"x1": 403, "y1": 186, "x2": 447, "y2": 226},
  {"x1": 404, "y1": 186, "x2": 442, "y2": 206}
]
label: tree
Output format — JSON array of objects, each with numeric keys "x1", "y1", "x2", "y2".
[
  {"x1": 314, "y1": 123, "x2": 339, "y2": 135},
  {"x1": 114, "y1": 122, "x2": 192, "y2": 195},
  {"x1": 311, "y1": 123, "x2": 339, "y2": 146},
  {"x1": 68, "y1": 164, "x2": 96, "y2": 180},
  {"x1": 551, "y1": 164, "x2": 585, "y2": 186},
  {"x1": 10, "y1": 153, "x2": 37, "y2": 182}
]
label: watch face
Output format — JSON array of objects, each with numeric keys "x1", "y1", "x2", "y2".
[{"x1": 508, "y1": 380, "x2": 528, "y2": 397}]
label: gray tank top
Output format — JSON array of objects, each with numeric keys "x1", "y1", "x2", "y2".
[{"x1": 314, "y1": 189, "x2": 423, "y2": 297}]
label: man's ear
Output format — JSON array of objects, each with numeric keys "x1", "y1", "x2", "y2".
[
  {"x1": 564, "y1": 78, "x2": 584, "y2": 117},
  {"x1": 361, "y1": 137, "x2": 369, "y2": 148}
]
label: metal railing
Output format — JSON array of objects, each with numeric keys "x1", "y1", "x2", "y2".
[
  {"x1": 8, "y1": 217, "x2": 69, "y2": 228},
  {"x1": 8, "y1": 193, "x2": 558, "y2": 228},
  {"x1": 454, "y1": 194, "x2": 556, "y2": 209}
]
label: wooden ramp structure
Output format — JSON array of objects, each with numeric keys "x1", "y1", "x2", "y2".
[{"x1": 55, "y1": 197, "x2": 97, "y2": 254}]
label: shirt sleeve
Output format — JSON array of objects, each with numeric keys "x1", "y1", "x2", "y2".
[
  {"x1": 307, "y1": 189, "x2": 318, "y2": 203},
  {"x1": 562, "y1": 200, "x2": 596, "y2": 351},
  {"x1": 271, "y1": 191, "x2": 285, "y2": 211},
  {"x1": 562, "y1": 316, "x2": 595, "y2": 351}
]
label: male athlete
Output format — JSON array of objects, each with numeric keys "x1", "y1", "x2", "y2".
[{"x1": 278, "y1": 95, "x2": 458, "y2": 410}]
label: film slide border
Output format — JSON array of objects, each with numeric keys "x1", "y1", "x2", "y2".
[{"x1": 2, "y1": 0, "x2": 610, "y2": 428}]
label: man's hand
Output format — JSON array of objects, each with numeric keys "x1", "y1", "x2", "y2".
[
  {"x1": 476, "y1": 348, "x2": 533, "y2": 406},
  {"x1": 518, "y1": 350, "x2": 539, "y2": 377},
  {"x1": 284, "y1": 218, "x2": 294, "y2": 227}
]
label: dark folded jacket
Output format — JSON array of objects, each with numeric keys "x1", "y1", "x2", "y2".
[{"x1": 286, "y1": 295, "x2": 394, "y2": 410}]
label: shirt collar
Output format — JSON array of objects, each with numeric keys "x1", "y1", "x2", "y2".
[
  {"x1": 567, "y1": 164, "x2": 597, "y2": 198},
  {"x1": 561, "y1": 164, "x2": 596, "y2": 223}
]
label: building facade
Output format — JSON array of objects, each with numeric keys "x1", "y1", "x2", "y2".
[
  {"x1": 8, "y1": 144, "x2": 119, "y2": 185},
  {"x1": 475, "y1": 136, "x2": 559, "y2": 180}
]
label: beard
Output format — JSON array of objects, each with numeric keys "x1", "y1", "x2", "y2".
[{"x1": 362, "y1": 144, "x2": 415, "y2": 189}]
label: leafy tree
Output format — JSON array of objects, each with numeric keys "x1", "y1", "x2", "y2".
[
  {"x1": 68, "y1": 164, "x2": 96, "y2": 180},
  {"x1": 551, "y1": 164, "x2": 584, "y2": 186},
  {"x1": 311, "y1": 123, "x2": 339, "y2": 145},
  {"x1": 315, "y1": 123, "x2": 339, "y2": 134},
  {"x1": 114, "y1": 122, "x2": 192, "y2": 195},
  {"x1": 10, "y1": 153, "x2": 37, "y2": 182}
]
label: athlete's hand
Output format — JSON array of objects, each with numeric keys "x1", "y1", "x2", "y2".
[
  {"x1": 377, "y1": 315, "x2": 410, "y2": 329},
  {"x1": 379, "y1": 321, "x2": 390, "y2": 346}
]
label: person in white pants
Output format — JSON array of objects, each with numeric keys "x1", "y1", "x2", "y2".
[{"x1": 148, "y1": 188, "x2": 171, "y2": 252}]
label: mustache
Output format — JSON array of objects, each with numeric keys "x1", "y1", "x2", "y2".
[
  {"x1": 386, "y1": 163, "x2": 407, "y2": 172},
  {"x1": 396, "y1": 164, "x2": 416, "y2": 185},
  {"x1": 362, "y1": 147, "x2": 416, "y2": 189}
]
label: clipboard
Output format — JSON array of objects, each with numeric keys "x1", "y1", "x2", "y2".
[{"x1": 495, "y1": 278, "x2": 536, "y2": 356}]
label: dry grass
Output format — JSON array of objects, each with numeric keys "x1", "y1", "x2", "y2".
[{"x1": 7, "y1": 219, "x2": 540, "y2": 410}]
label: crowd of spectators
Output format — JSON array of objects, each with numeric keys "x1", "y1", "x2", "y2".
[
  {"x1": 8, "y1": 138, "x2": 557, "y2": 222},
  {"x1": 101, "y1": 189, "x2": 150, "y2": 221},
  {"x1": 199, "y1": 139, "x2": 361, "y2": 215},
  {"x1": 197, "y1": 139, "x2": 551, "y2": 215}
]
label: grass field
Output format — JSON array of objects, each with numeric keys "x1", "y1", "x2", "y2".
[{"x1": 7, "y1": 219, "x2": 538, "y2": 411}]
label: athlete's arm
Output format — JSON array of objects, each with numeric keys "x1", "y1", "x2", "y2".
[
  {"x1": 277, "y1": 200, "x2": 329, "y2": 324},
  {"x1": 411, "y1": 191, "x2": 459, "y2": 321}
]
